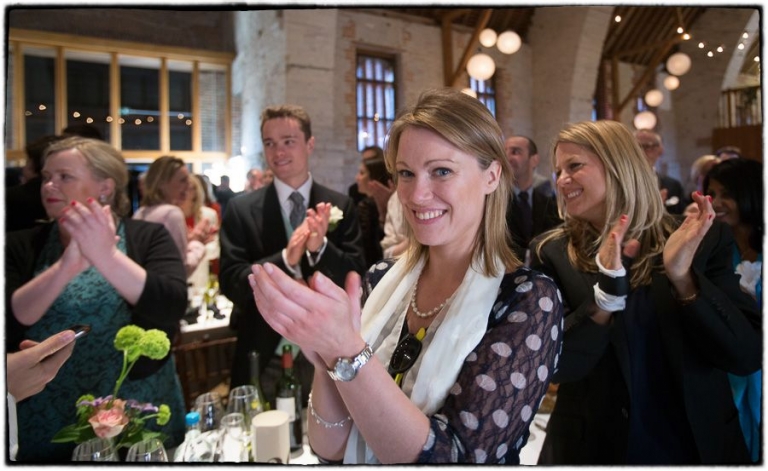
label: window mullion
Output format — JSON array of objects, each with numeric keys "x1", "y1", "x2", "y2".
[
  {"x1": 55, "y1": 46, "x2": 66, "y2": 135},
  {"x1": 110, "y1": 52, "x2": 121, "y2": 149},
  {"x1": 160, "y1": 58, "x2": 169, "y2": 152},
  {"x1": 192, "y1": 60, "x2": 201, "y2": 153}
]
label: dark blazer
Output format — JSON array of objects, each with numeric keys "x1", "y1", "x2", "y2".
[
  {"x1": 219, "y1": 182, "x2": 366, "y2": 387},
  {"x1": 659, "y1": 174, "x2": 686, "y2": 214},
  {"x1": 530, "y1": 221, "x2": 760, "y2": 464},
  {"x1": 506, "y1": 181, "x2": 561, "y2": 262},
  {"x1": 5, "y1": 219, "x2": 187, "y2": 378}
]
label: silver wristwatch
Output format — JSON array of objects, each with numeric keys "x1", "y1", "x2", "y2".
[{"x1": 327, "y1": 344, "x2": 373, "y2": 382}]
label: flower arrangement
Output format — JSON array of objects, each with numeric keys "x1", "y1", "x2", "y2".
[
  {"x1": 328, "y1": 205, "x2": 344, "y2": 232},
  {"x1": 52, "y1": 325, "x2": 172, "y2": 449}
]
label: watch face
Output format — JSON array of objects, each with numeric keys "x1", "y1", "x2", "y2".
[{"x1": 335, "y1": 359, "x2": 356, "y2": 381}]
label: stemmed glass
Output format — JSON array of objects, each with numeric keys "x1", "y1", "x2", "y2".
[
  {"x1": 126, "y1": 437, "x2": 169, "y2": 462},
  {"x1": 71, "y1": 437, "x2": 118, "y2": 461},
  {"x1": 217, "y1": 412, "x2": 250, "y2": 462},
  {"x1": 196, "y1": 391, "x2": 224, "y2": 432},
  {"x1": 228, "y1": 385, "x2": 262, "y2": 420}
]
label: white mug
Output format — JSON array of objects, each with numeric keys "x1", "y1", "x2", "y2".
[{"x1": 251, "y1": 410, "x2": 290, "y2": 464}]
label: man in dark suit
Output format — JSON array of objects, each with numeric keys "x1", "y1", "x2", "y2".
[
  {"x1": 220, "y1": 104, "x2": 366, "y2": 405},
  {"x1": 504, "y1": 135, "x2": 561, "y2": 263},
  {"x1": 635, "y1": 129, "x2": 686, "y2": 214}
]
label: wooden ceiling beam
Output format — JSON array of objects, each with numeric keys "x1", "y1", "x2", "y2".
[
  {"x1": 613, "y1": 35, "x2": 682, "y2": 116},
  {"x1": 448, "y1": 8, "x2": 493, "y2": 88}
]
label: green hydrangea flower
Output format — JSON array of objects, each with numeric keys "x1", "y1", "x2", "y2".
[
  {"x1": 156, "y1": 404, "x2": 171, "y2": 426},
  {"x1": 138, "y1": 329, "x2": 170, "y2": 360},
  {"x1": 114, "y1": 325, "x2": 145, "y2": 351}
]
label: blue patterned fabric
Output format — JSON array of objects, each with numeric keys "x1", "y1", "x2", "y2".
[{"x1": 15, "y1": 222, "x2": 186, "y2": 462}]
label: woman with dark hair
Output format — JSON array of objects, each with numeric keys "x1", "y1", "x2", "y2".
[
  {"x1": 531, "y1": 120, "x2": 760, "y2": 465},
  {"x1": 6, "y1": 137, "x2": 187, "y2": 460},
  {"x1": 704, "y1": 157, "x2": 763, "y2": 462},
  {"x1": 355, "y1": 156, "x2": 391, "y2": 267}
]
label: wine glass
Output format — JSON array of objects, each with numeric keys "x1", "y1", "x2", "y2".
[
  {"x1": 217, "y1": 412, "x2": 250, "y2": 462},
  {"x1": 228, "y1": 385, "x2": 261, "y2": 420},
  {"x1": 126, "y1": 437, "x2": 169, "y2": 462},
  {"x1": 71, "y1": 437, "x2": 118, "y2": 461},
  {"x1": 196, "y1": 391, "x2": 224, "y2": 432}
]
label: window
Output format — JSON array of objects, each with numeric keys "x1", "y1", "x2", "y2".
[
  {"x1": 7, "y1": 28, "x2": 233, "y2": 163},
  {"x1": 356, "y1": 54, "x2": 396, "y2": 151},
  {"x1": 470, "y1": 77, "x2": 496, "y2": 117}
]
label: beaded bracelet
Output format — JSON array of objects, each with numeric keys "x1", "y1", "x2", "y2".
[{"x1": 308, "y1": 392, "x2": 351, "y2": 429}]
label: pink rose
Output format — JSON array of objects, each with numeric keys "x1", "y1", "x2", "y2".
[{"x1": 88, "y1": 399, "x2": 129, "y2": 438}]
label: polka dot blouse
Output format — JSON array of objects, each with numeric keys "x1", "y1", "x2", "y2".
[{"x1": 364, "y1": 261, "x2": 564, "y2": 464}]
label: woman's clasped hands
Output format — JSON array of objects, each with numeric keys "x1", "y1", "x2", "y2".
[
  {"x1": 248, "y1": 263, "x2": 364, "y2": 367},
  {"x1": 58, "y1": 198, "x2": 119, "y2": 273}
]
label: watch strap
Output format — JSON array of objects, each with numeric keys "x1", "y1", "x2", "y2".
[{"x1": 327, "y1": 344, "x2": 373, "y2": 382}]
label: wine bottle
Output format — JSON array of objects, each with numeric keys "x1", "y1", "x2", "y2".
[
  {"x1": 275, "y1": 345, "x2": 303, "y2": 452},
  {"x1": 248, "y1": 350, "x2": 266, "y2": 414}
]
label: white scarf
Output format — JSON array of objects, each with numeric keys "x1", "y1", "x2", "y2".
[{"x1": 343, "y1": 256, "x2": 504, "y2": 464}]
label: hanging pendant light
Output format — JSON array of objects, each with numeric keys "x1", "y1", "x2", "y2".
[
  {"x1": 666, "y1": 52, "x2": 692, "y2": 76},
  {"x1": 633, "y1": 110, "x2": 657, "y2": 130},
  {"x1": 644, "y1": 89, "x2": 664, "y2": 107},
  {"x1": 663, "y1": 75, "x2": 680, "y2": 91},
  {"x1": 467, "y1": 53, "x2": 496, "y2": 81},
  {"x1": 496, "y1": 31, "x2": 521, "y2": 54},
  {"x1": 479, "y1": 28, "x2": 497, "y2": 48}
]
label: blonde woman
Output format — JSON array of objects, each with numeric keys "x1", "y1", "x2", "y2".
[
  {"x1": 6, "y1": 137, "x2": 187, "y2": 460},
  {"x1": 248, "y1": 88, "x2": 563, "y2": 464},
  {"x1": 133, "y1": 156, "x2": 214, "y2": 276},
  {"x1": 180, "y1": 174, "x2": 220, "y2": 291},
  {"x1": 531, "y1": 120, "x2": 760, "y2": 464}
]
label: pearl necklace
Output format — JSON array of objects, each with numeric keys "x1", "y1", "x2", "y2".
[{"x1": 409, "y1": 275, "x2": 457, "y2": 319}]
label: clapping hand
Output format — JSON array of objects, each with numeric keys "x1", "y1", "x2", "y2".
[
  {"x1": 306, "y1": 203, "x2": 332, "y2": 253},
  {"x1": 597, "y1": 214, "x2": 641, "y2": 270},
  {"x1": 59, "y1": 199, "x2": 119, "y2": 268},
  {"x1": 189, "y1": 218, "x2": 217, "y2": 245},
  {"x1": 664, "y1": 191, "x2": 714, "y2": 282},
  {"x1": 249, "y1": 263, "x2": 363, "y2": 368}
]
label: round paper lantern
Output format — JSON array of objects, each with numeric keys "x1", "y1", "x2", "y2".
[
  {"x1": 644, "y1": 89, "x2": 664, "y2": 107},
  {"x1": 633, "y1": 110, "x2": 657, "y2": 130},
  {"x1": 467, "y1": 53, "x2": 496, "y2": 81},
  {"x1": 496, "y1": 31, "x2": 522, "y2": 54},
  {"x1": 666, "y1": 52, "x2": 692, "y2": 76},
  {"x1": 663, "y1": 75, "x2": 680, "y2": 91},
  {"x1": 479, "y1": 28, "x2": 497, "y2": 48},
  {"x1": 461, "y1": 88, "x2": 478, "y2": 98}
]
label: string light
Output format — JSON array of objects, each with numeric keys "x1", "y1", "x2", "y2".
[
  {"x1": 707, "y1": 51, "x2": 714, "y2": 58},
  {"x1": 698, "y1": 42, "x2": 705, "y2": 49},
  {"x1": 677, "y1": 26, "x2": 684, "y2": 34},
  {"x1": 73, "y1": 111, "x2": 81, "y2": 118},
  {"x1": 683, "y1": 33, "x2": 691, "y2": 40},
  {"x1": 614, "y1": 15, "x2": 621, "y2": 22},
  {"x1": 743, "y1": 32, "x2": 749, "y2": 39},
  {"x1": 716, "y1": 46, "x2": 724, "y2": 53},
  {"x1": 738, "y1": 43, "x2": 745, "y2": 50}
]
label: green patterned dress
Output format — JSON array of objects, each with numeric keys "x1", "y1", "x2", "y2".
[{"x1": 15, "y1": 222, "x2": 186, "y2": 462}]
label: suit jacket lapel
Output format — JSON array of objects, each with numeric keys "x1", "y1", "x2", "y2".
[{"x1": 261, "y1": 185, "x2": 289, "y2": 251}]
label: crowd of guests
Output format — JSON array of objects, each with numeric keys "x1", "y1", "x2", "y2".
[{"x1": 5, "y1": 90, "x2": 761, "y2": 464}]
